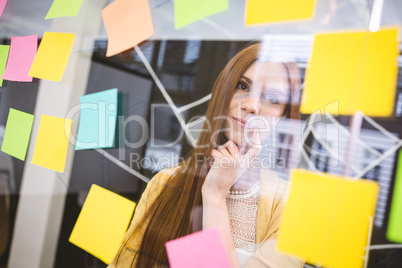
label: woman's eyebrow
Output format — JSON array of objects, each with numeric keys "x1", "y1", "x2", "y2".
[{"x1": 240, "y1": 75, "x2": 252, "y2": 84}]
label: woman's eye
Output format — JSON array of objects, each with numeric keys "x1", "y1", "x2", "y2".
[
  {"x1": 236, "y1": 82, "x2": 249, "y2": 91},
  {"x1": 262, "y1": 94, "x2": 279, "y2": 104}
]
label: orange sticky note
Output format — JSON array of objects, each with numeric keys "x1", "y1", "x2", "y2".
[
  {"x1": 277, "y1": 169, "x2": 379, "y2": 268},
  {"x1": 102, "y1": 0, "x2": 153, "y2": 57},
  {"x1": 245, "y1": 0, "x2": 317, "y2": 26},
  {"x1": 31, "y1": 115, "x2": 72, "y2": 173},
  {"x1": 300, "y1": 28, "x2": 399, "y2": 116},
  {"x1": 29, "y1": 32, "x2": 75, "y2": 82},
  {"x1": 69, "y1": 184, "x2": 136, "y2": 264}
]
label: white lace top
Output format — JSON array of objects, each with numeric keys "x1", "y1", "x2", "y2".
[{"x1": 226, "y1": 183, "x2": 260, "y2": 267}]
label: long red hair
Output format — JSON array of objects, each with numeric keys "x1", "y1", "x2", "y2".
[{"x1": 114, "y1": 43, "x2": 301, "y2": 267}]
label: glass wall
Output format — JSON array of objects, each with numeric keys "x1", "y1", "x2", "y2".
[{"x1": 1, "y1": 0, "x2": 402, "y2": 267}]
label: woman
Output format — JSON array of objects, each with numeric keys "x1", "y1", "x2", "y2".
[{"x1": 109, "y1": 43, "x2": 304, "y2": 267}]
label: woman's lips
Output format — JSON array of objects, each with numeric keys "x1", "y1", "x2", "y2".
[
  {"x1": 232, "y1": 116, "x2": 261, "y2": 129},
  {"x1": 232, "y1": 116, "x2": 247, "y2": 128}
]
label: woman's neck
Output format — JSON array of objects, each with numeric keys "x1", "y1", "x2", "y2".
[{"x1": 229, "y1": 168, "x2": 260, "y2": 192}]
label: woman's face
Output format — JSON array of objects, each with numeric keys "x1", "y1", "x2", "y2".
[{"x1": 223, "y1": 61, "x2": 290, "y2": 149}]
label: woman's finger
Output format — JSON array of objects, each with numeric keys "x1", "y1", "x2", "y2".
[
  {"x1": 238, "y1": 145, "x2": 247, "y2": 155},
  {"x1": 221, "y1": 140, "x2": 240, "y2": 157},
  {"x1": 211, "y1": 149, "x2": 225, "y2": 160},
  {"x1": 211, "y1": 149, "x2": 230, "y2": 168},
  {"x1": 217, "y1": 146, "x2": 232, "y2": 158},
  {"x1": 247, "y1": 129, "x2": 262, "y2": 159}
]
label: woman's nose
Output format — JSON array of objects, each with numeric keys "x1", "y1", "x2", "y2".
[{"x1": 241, "y1": 95, "x2": 259, "y2": 114}]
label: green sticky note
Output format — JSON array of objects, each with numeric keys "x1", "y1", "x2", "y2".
[
  {"x1": 174, "y1": 0, "x2": 228, "y2": 29},
  {"x1": 387, "y1": 150, "x2": 402, "y2": 243},
  {"x1": 1, "y1": 108, "x2": 34, "y2": 161},
  {"x1": 45, "y1": 0, "x2": 84, "y2": 19},
  {"x1": 0, "y1": 45, "x2": 10, "y2": 86}
]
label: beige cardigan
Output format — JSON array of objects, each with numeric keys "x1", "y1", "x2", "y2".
[{"x1": 109, "y1": 167, "x2": 304, "y2": 268}]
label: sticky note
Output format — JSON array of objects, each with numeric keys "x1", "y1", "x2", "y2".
[
  {"x1": 300, "y1": 28, "x2": 399, "y2": 116},
  {"x1": 387, "y1": 150, "x2": 402, "y2": 243},
  {"x1": 75, "y1": 88, "x2": 118, "y2": 150},
  {"x1": 1, "y1": 108, "x2": 34, "y2": 161},
  {"x1": 28, "y1": 32, "x2": 75, "y2": 82},
  {"x1": 277, "y1": 169, "x2": 379, "y2": 268},
  {"x1": 165, "y1": 228, "x2": 231, "y2": 268},
  {"x1": 0, "y1": 45, "x2": 10, "y2": 86},
  {"x1": 102, "y1": 0, "x2": 153, "y2": 57},
  {"x1": 31, "y1": 115, "x2": 72, "y2": 173},
  {"x1": 0, "y1": 0, "x2": 7, "y2": 18},
  {"x1": 69, "y1": 184, "x2": 136, "y2": 264},
  {"x1": 1, "y1": 35, "x2": 37, "y2": 82},
  {"x1": 174, "y1": 0, "x2": 228, "y2": 29},
  {"x1": 245, "y1": 0, "x2": 316, "y2": 26},
  {"x1": 45, "y1": 0, "x2": 84, "y2": 19}
]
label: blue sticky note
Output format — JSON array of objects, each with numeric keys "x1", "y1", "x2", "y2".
[{"x1": 75, "y1": 88, "x2": 118, "y2": 150}]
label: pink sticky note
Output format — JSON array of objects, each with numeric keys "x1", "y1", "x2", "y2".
[
  {"x1": 2, "y1": 35, "x2": 37, "y2": 82},
  {"x1": 102, "y1": 0, "x2": 153, "y2": 57},
  {"x1": 165, "y1": 228, "x2": 231, "y2": 268},
  {"x1": 0, "y1": 0, "x2": 7, "y2": 17}
]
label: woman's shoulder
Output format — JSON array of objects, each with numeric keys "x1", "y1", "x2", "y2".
[
  {"x1": 150, "y1": 166, "x2": 180, "y2": 184},
  {"x1": 143, "y1": 166, "x2": 181, "y2": 196}
]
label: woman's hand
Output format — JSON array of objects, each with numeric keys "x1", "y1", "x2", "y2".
[
  {"x1": 201, "y1": 129, "x2": 261, "y2": 268},
  {"x1": 202, "y1": 129, "x2": 261, "y2": 201}
]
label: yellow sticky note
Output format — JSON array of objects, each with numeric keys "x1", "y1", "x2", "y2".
[
  {"x1": 28, "y1": 32, "x2": 75, "y2": 82},
  {"x1": 245, "y1": 0, "x2": 316, "y2": 26},
  {"x1": 300, "y1": 28, "x2": 399, "y2": 116},
  {"x1": 278, "y1": 169, "x2": 379, "y2": 268},
  {"x1": 31, "y1": 115, "x2": 72, "y2": 173},
  {"x1": 69, "y1": 184, "x2": 136, "y2": 264}
]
